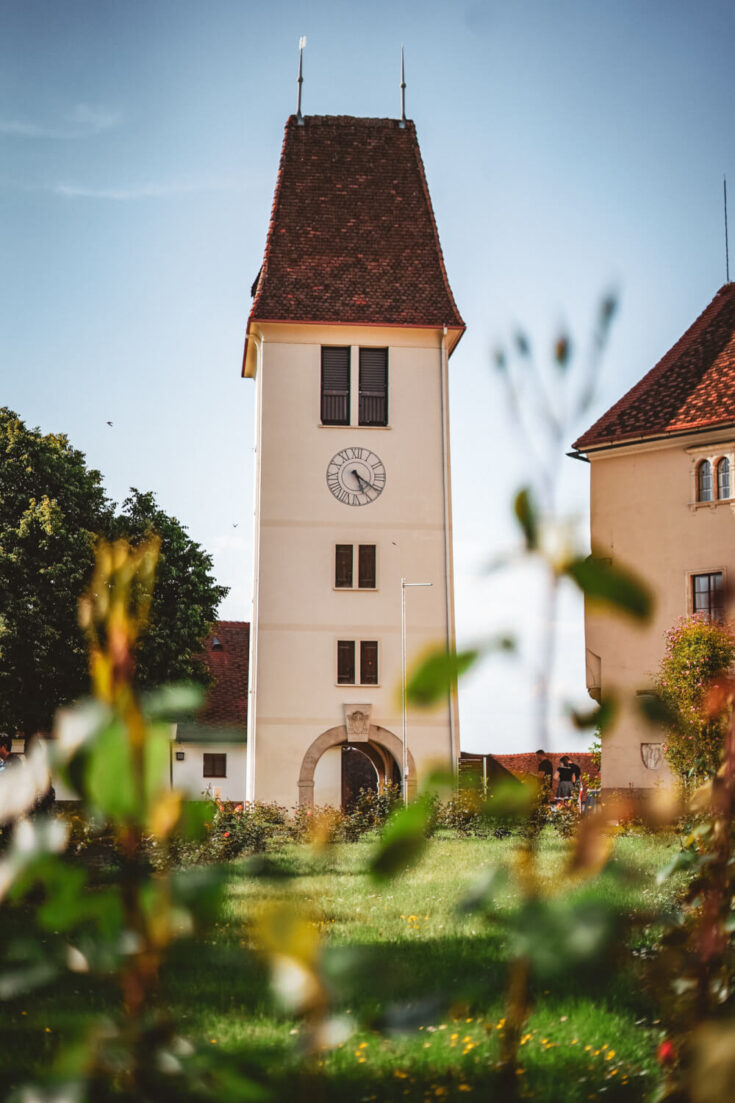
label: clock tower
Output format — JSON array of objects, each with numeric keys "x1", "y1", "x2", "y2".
[{"x1": 242, "y1": 114, "x2": 464, "y2": 806}]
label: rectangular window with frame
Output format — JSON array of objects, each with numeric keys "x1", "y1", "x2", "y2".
[
  {"x1": 359, "y1": 348, "x2": 388, "y2": 426},
  {"x1": 692, "y1": 572, "x2": 724, "y2": 620},
  {"x1": 360, "y1": 640, "x2": 379, "y2": 684},
  {"x1": 335, "y1": 544, "x2": 353, "y2": 588},
  {"x1": 337, "y1": 640, "x2": 356, "y2": 684},
  {"x1": 321, "y1": 347, "x2": 350, "y2": 425},
  {"x1": 203, "y1": 753, "x2": 227, "y2": 778},
  {"x1": 358, "y1": 544, "x2": 376, "y2": 588}
]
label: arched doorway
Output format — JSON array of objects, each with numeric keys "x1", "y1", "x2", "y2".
[{"x1": 298, "y1": 724, "x2": 415, "y2": 807}]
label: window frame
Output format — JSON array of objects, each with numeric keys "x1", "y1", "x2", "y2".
[
  {"x1": 320, "y1": 346, "x2": 351, "y2": 426},
  {"x1": 690, "y1": 570, "x2": 725, "y2": 621},
  {"x1": 203, "y1": 753, "x2": 227, "y2": 778},
  {"x1": 717, "y1": 457, "x2": 731, "y2": 500},
  {"x1": 358, "y1": 347, "x2": 389, "y2": 427},
  {"x1": 336, "y1": 639, "x2": 379, "y2": 685},
  {"x1": 333, "y1": 544, "x2": 377, "y2": 590}
]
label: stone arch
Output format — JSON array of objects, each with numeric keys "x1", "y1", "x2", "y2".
[{"x1": 298, "y1": 724, "x2": 416, "y2": 807}]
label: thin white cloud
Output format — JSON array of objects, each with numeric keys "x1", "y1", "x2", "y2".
[
  {"x1": 53, "y1": 178, "x2": 243, "y2": 201},
  {"x1": 0, "y1": 103, "x2": 121, "y2": 139}
]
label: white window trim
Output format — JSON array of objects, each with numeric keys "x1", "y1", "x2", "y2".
[
  {"x1": 686, "y1": 567, "x2": 727, "y2": 617},
  {"x1": 687, "y1": 443, "x2": 735, "y2": 509}
]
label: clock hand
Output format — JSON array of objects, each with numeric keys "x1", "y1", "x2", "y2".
[{"x1": 351, "y1": 468, "x2": 371, "y2": 491}]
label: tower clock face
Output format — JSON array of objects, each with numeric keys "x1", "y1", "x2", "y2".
[{"x1": 326, "y1": 447, "x2": 386, "y2": 506}]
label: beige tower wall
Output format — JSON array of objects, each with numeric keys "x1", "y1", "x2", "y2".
[
  {"x1": 585, "y1": 429, "x2": 735, "y2": 793},
  {"x1": 247, "y1": 323, "x2": 459, "y2": 807}
]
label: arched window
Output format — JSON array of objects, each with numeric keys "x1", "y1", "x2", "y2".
[
  {"x1": 717, "y1": 457, "x2": 731, "y2": 500},
  {"x1": 697, "y1": 459, "x2": 713, "y2": 502}
]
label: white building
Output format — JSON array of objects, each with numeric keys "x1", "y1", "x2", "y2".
[{"x1": 242, "y1": 114, "x2": 465, "y2": 807}]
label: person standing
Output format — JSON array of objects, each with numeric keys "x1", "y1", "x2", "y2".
[
  {"x1": 536, "y1": 749, "x2": 553, "y2": 789},
  {"x1": 554, "y1": 755, "x2": 575, "y2": 798}
]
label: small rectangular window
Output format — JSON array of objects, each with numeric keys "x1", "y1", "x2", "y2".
[
  {"x1": 335, "y1": 545, "x2": 353, "y2": 588},
  {"x1": 359, "y1": 348, "x2": 388, "y2": 426},
  {"x1": 358, "y1": 544, "x2": 376, "y2": 588},
  {"x1": 692, "y1": 572, "x2": 724, "y2": 620},
  {"x1": 321, "y1": 347, "x2": 350, "y2": 425},
  {"x1": 360, "y1": 640, "x2": 379, "y2": 685},
  {"x1": 203, "y1": 753, "x2": 227, "y2": 778},
  {"x1": 337, "y1": 640, "x2": 356, "y2": 684}
]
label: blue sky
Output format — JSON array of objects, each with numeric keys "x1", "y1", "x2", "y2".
[{"x1": 3, "y1": 0, "x2": 735, "y2": 755}]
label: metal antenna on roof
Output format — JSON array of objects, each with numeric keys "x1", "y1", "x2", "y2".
[
  {"x1": 296, "y1": 36, "x2": 307, "y2": 125},
  {"x1": 725, "y1": 176, "x2": 730, "y2": 283},
  {"x1": 399, "y1": 46, "x2": 406, "y2": 128}
]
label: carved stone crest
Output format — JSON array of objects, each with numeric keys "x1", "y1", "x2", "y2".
[
  {"x1": 344, "y1": 704, "x2": 372, "y2": 741},
  {"x1": 640, "y1": 742, "x2": 663, "y2": 770}
]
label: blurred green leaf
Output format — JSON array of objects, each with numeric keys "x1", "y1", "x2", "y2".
[
  {"x1": 637, "y1": 691, "x2": 679, "y2": 730},
  {"x1": 513, "y1": 487, "x2": 538, "y2": 551},
  {"x1": 459, "y1": 866, "x2": 510, "y2": 914},
  {"x1": 86, "y1": 720, "x2": 171, "y2": 821},
  {"x1": 176, "y1": 799, "x2": 215, "y2": 841},
  {"x1": 406, "y1": 647, "x2": 480, "y2": 707},
  {"x1": 483, "y1": 778, "x2": 536, "y2": 820},
  {"x1": 141, "y1": 682, "x2": 204, "y2": 721},
  {"x1": 564, "y1": 555, "x2": 652, "y2": 621},
  {"x1": 657, "y1": 848, "x2": 699, "y2": 883},
  {"x1": 370, "y1": 799, "x2": 432, "y2": 882},
  {"x1": 570, "y1": 694, "x2": 617, "y2": 731}
]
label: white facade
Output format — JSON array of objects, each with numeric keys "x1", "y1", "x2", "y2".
[{"x1": 246, "y1": 322, "x2": 459, "y2": 806}]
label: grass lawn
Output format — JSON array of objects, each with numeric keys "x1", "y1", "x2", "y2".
[{"x1": 1, "y1": 830, "x2": 685, "y2": 1101}]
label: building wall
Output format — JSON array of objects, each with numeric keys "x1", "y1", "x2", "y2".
[
  {"x1": 585, "y1": 429, "x2": 735, "y2": 791},
  {"x1": 172, "y1": 743, "x2": 247, "y2": 802},
  {"x1": 248, "y1": 322, "x2": 458, "y2": 806}
]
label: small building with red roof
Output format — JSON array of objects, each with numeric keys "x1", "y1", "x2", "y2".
[
  {"x1": 172, "y1": 621, "x2": 249, "y2": 801},
  {"x1": 571, "y1": 284, "x2": 735, "y2": 795}
]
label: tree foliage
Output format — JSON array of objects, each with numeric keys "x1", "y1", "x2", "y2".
[
  {"x1": 654, "y1": 615, "x2": 735, "y2": 787},
  {"x1": 0, "y1": 409, "x2": 227, "y2": 736}
]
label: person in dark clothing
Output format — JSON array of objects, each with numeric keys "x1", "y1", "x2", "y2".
[
  {"x1": 554, "y1": 755, "x2": 575, "y2": 798},
  {"x1": 536, "y1": 749, "x2": 553, "y2": 789},
  {"x1": 569, "y1": 760, "x2": 581, "y2": 784}
]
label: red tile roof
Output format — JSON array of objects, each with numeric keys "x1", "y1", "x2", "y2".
[
  {"x1": 198, "y1": 621, "x2": 249, "y2": 731},
  {"x1": 574, "y1": 284, "x2": 735, "y2": 451},
  {"x1": 460, "y1": 751, "x2": 600, "y2": 782},
  {"x1": 243, "y1": 114, "x2": 464, "y2": 371}
]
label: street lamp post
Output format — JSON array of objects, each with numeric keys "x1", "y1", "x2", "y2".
[{"x1": 400, "y1": 577, "x2": 432, "y2": 806}]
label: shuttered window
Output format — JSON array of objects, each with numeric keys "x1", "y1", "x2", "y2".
[
  {"x1": 360, "y1": 641, "x2": 379, "y2": 685},
  {"x1": 358, "y1": 544, "x2": 376, "y2": 588},
  {"x1": 335, "y1": 545, "x2": 353, "y2": 588},
  {"x1": 321, "y1": 347, "x2": 350, "y2": 425},
  {"x1": 359, "y1": 348, "x2": 388, "y2": 426},
  {"x1": 337, "y1": 640, "x2": 356, "y2": 684},
  {"x1": 203, "y1": 753, "x2": 227, "y2": 778}
]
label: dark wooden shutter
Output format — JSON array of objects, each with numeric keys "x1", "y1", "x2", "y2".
[
  {"x1": 335, "y1": 545, "x2": 353, "y2": 588},
  {"x1": 358, "y1": 544, "x2": 376, "y2": 588},
  {"x1": 360, "y1": 640, "x2": 379, "y2": 685},
  {"x1": 359, "y1": 348, "x2": 388, "y2": 426},
  {"x1": 321, "y1": 347, "x2": 350, "y2": 425},
  {"x1": 203, "y1": 753, "x2": 227, "y2": 778},
  {"x1": 337, "y1": 640, "x2": 355, "y2": 684}
]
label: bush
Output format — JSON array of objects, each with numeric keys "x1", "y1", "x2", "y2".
[{"x1": 655, "y1": 615, "x2": 735, "y2": 789}]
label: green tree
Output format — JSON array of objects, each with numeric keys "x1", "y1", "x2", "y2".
[
  {"x1": 111, "y1": 489, "x2": 228, "y2": 690},
  {"x1": 654, "y1": 614, "x2": 735, "y2": 788},
  {"x1": 0, "y1": 409, "x2": 227, "y2": 737}
]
